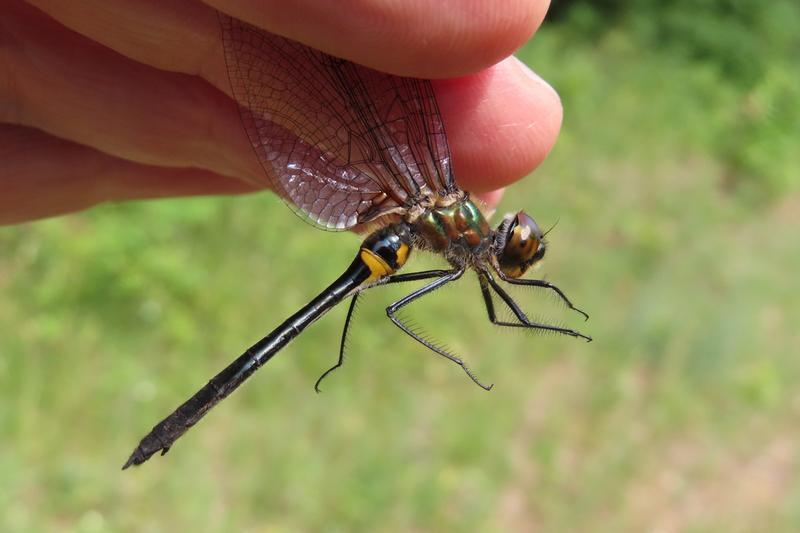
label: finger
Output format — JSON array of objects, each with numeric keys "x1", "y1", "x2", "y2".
[
  {"x1": 436, "y1": 57, "x2": 563, "y2": 194},
  {"x1": 29, "y1": 0, "x2": 549, "y2": 80},
  {"x1": 5, "y1": 2, "x2": 558, "y2": 200},
  {"x1": 24, "y1": 0, "x2": 226, "y2": 86},
  {"x1": 206, "y1": 0, "x2": 549, "y2": 78},
  {"x1": 0, "y1": 125, "x2": 257, "y2": 225},
  {"x1": 476, "y1": 189, "x2": 505, "y2": 212},
  {"x1": 3, "y1": 1, "x2": 262, "y2": 184}
]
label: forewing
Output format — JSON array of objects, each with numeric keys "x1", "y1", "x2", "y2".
[{"x1": 220, "y1": 14, "x2": 457, "y2": 230}]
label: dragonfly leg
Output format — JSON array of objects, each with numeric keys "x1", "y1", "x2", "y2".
[
  {"x1": 384, "y1": 269, "x2": 454, "y2": 284},
  {"x1": 483, "y1": 271, "x2": 592, "y2": 342},
  {"x1": 480, "y1": 273, "x2": 558, "y2": 330},
  {"x1": 314, "y1": 269, "x2": 458, "y2": 392},
  {"x1": 315, "y1": 294, "x2": 359, "y2": 393},
  {"x1": 385, "y1": 267, "x2": 494, "y2": 391},
  {"x1": 478, "y1": 274, "x2": 523, "y2": 327},
  {"x1": 495, "y1": 269, "x2": 589, "y2": 321}
]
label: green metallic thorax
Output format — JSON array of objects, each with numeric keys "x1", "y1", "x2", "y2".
[{"x1": 412, "y1": 199, "x2": 491, "y2": 253}]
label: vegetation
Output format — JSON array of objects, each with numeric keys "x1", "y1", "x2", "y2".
[{"x1": 2, "y1": 2, "x2": 798, "y2": 530}]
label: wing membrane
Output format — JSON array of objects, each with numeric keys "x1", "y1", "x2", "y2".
[{"x1": 220, "y1": 14, "x2": 457, "y2": 230}]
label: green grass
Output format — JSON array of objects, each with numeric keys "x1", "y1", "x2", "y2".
[{"x1": 2, "y1": 22, "x2": 799, "y2": 532}]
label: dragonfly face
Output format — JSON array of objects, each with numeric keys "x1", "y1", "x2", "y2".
[{"x1": 495, "y1": 211, "x2": 546, "y2": 279}]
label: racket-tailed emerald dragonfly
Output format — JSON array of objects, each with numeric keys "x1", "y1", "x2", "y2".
[{"x1": 123, "y1": 13, "x2": 591, "y2": 469}]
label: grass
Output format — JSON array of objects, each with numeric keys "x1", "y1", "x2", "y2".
[{"x1": 2, "y1": 21, "x2": 799, "y2": 532}]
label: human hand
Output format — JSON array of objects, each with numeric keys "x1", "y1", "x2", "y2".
[{"x1": 1, "y1": 0, "x2": 562, "y2": 224}]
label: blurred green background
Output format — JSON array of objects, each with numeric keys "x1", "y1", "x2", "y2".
[{"x1": 2, "y1": 1, "x2": 799, "y2": 531}]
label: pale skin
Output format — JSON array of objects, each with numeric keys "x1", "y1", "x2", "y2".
[{"x1": 0, "y1": 0, "x2": 562, "y2": 225}]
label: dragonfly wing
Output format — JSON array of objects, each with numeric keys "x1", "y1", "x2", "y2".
[{"x1": 220, "y1": 14, "x2": 457, "y2": 230}]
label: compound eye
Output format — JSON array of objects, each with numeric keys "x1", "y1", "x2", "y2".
[{"x1": 498, "y1": 212, "x2": 545, "y2": 278}]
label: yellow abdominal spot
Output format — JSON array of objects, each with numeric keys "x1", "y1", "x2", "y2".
[
  {"x1": 395, "y1": 243, "x2": 409, "y2": 267},
  {"x1": 361, "y1": 249, "x2": 393, "y2": 284}
]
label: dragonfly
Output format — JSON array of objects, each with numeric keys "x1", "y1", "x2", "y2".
[{"x1": 122, "y1": 13, "x2": 590, "y2": 469}]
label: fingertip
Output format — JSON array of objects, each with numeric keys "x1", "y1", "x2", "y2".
[
  {"x1": 209, "y1": 0, "x2": 549, "y2": 78},
  {"x1": 435, "y1": 56, "x2": 562, "y2": 194},
  {"x1": 475, "y1": 189, "x2": 505, "y2": 211}
]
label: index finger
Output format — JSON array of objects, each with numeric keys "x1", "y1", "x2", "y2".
[
  {"x1": 205, "y1": 0, "x2": 549, "y2": 78},
  {"x1": 29, "y1": 0, "x2": 550, "y2": 82},
  {"x1": 20, "y1": 0, "x2": 560, "y2": 195}
]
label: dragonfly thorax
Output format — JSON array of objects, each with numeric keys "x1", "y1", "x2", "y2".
[{"x1": 411, "y1": 199, "x2": 492, "y2": 256}]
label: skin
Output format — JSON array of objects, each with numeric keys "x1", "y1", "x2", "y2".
[{"x1": 0, "y1": 0, "x2": 562, "y2": 225}]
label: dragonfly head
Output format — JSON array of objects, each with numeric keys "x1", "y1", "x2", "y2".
[{"x1": 495, "y1": 211, "x2": 546, "y2": 278}]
